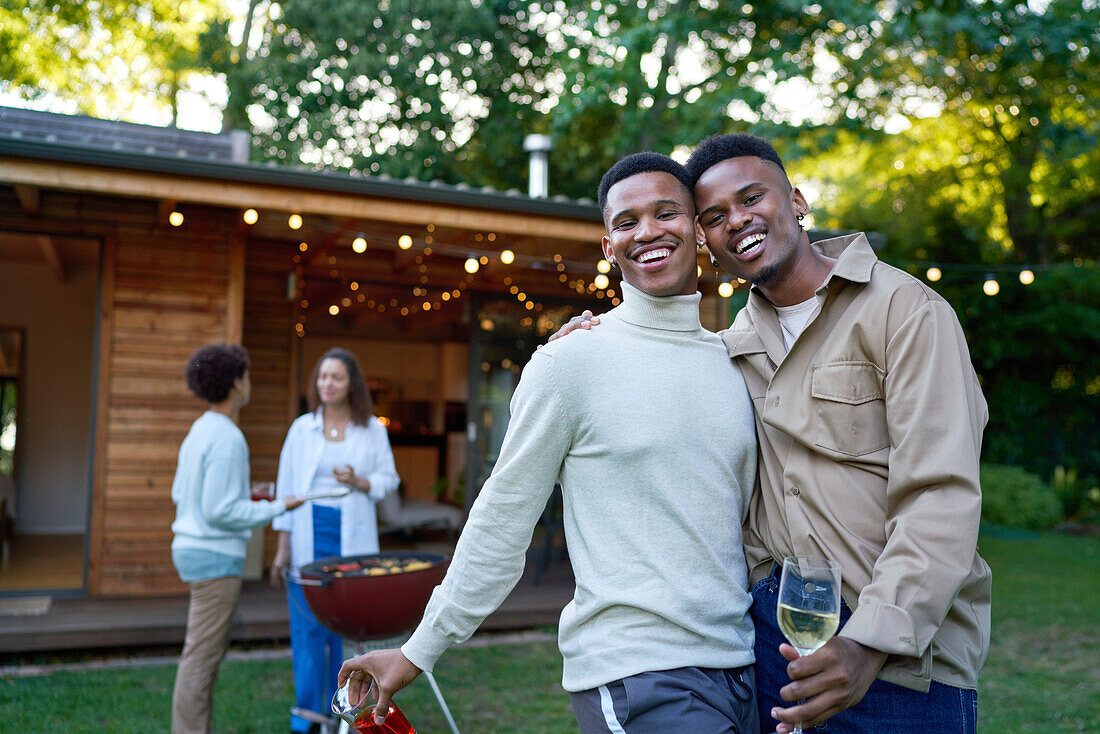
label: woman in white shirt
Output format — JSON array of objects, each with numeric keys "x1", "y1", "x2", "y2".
[{"x1": 271, "y1": 347, "x2": 400, "y2": 734}]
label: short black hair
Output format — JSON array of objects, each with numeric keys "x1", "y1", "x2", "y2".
[
  {"x1": 185, "y1": 343, "x2": 249, "y2": 404},
  {"x1": 685, "y1": 133, "x2": 787, "y2": 186},
  {"x1": 597, "y1": 151, "x2": 694, "y2": 216}
]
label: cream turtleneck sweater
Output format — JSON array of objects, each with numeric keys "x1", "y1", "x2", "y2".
[{"x1": 403, "y1": 282, "x2": 758, "y2": 691}]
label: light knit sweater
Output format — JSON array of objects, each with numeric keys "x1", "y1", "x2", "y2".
[
  {"x1": 171, "y1": 411, "x2": 287, "y2": 558},
  {"x1": 402, "y1": 283, "x2": 757, "y2": 692}
]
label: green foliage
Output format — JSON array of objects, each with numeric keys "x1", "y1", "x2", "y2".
[
  {"x1": 1051, "y1": 465, "x2": 1100, "y2": 523},
  {"x1": 980, "y1": 463, "x2": 1063, "y2": 530},
  {"x1": 211, "y1": 0, "x2": 834, "y2": 195},
  {"x1": 816, "y1": 0, "x2": 1100, "y2": 264},
  {"x1": 939, "y1": 268, "x2": 1100, "y2": 485},
  {"x1": 0, "y1": 0, "x2": 222, "y2": 122}
]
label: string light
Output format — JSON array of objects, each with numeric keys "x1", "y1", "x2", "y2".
[
  {"x1": 983, "y1": 276, "x2": 1000, "y2": 296},
  {"x1": 926, "y1": 267, "x2": 942, "y2": 282},
  {"x1": 288, "y1": 214, "x2": 303, "y2": 229},
  {"x1": 718, "y1": 281, "x2": 735, "y2": 298},
  {"x1": 500, "y1": 249, "x2": 515, "y2": 265},
  {"x1": 329, "y1": 304, "x2": 340, "y2": 315},
  {"x1": 242, "y1": 208, "x2": 258, "y2": 225},
  {"x1": 593, "y1": 274, "x2": 610, "y2": 290},
  {"x1": 1019, "y1": 269, "x2": 1035, "y2": 285},
  {"x1": 597, "y1": 259, "x2": 612, "y2": 273},
  {"x1": 168, "y1": 211, "x2": 184, "y2": 226},
  {"x1": 398, "y1": 234, "x2": 413, "y2": 250},
  {"x1": 464, "y1": 257, "x2": 480, "y2": 274},
  {"x1": 352, "y1": 235, "x2": 367, "y2": 253}
]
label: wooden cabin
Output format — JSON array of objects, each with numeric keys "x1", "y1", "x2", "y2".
[{"x1": 0, "y1": 107, "x2": 737, "y2": 601}]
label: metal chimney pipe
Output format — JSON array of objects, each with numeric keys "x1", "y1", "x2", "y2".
[{"x1": 523, "y1": 134, "x2": 553, "y2": 198}]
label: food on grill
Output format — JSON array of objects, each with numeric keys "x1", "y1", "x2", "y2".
[{"x1": 323, "y1": 556, "x2": 436, "y2": 578}]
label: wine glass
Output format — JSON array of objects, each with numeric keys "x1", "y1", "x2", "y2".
[{"x1": 777, "y1": 556, "x2": 842, "y2": 734}]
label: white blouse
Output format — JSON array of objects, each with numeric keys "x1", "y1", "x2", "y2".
[{"x1": 272, "y1": 409, "x2": 400, "y2": 569}]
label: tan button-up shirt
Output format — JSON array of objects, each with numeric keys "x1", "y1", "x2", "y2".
[{"x1": 722, "y1": 233, "x2": 991, "y2": 691}]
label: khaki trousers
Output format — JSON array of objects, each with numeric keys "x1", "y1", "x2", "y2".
[{"x1": 171, "y1": 575, "x2": 242, "y2": 734}]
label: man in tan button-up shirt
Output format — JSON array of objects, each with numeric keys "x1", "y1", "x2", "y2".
[{"x1": 689, "y1": 133, "x2": 991, "y2": 734}]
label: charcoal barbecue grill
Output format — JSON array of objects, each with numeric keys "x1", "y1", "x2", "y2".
[{"x1": 289, "y1": 551, "x2": 460, "y2": 734}]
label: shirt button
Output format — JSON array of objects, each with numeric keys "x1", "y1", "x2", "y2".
[
  {"x1": 791, "y1": 487, "x2": 800, "y2": 496},
  {"x1": 774, "y1": 396, "x2": 781, "y2": 407}
]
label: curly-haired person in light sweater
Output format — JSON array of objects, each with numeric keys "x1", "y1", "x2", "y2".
[{"x1": 170, "y1": 343, "x2": 305, "y2": 734}]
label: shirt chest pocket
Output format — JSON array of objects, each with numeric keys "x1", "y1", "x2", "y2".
[{"x1": 811, "y1": 361, "x2": 889, "y2": 456}]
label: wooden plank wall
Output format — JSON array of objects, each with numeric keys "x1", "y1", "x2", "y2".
[
  {"x1": 239, "y1": 237, "x2": 299, "y2": 565},
  {"x1": 93, "y1": 202, "x2": 237, "y2": 596}
]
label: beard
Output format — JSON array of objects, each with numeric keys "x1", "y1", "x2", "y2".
[{"x1": 745, "y1": 260, "x2": 782, "y2": 287}]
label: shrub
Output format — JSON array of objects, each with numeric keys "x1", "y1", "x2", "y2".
[
  {"x1": 980, "y1": 463, "x2": 1063, "y2": 530},
  {"x1": 1051, "y1": 465, "x2": 1100, "y2": 522}
]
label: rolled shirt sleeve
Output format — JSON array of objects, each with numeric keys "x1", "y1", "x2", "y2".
[{"x1": 839, "y1": 300, "x2": 987, "y2": 660}]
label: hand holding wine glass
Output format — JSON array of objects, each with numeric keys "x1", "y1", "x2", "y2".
[{"x1": 777, "y1": 556, "x2": 842, "y2": 734}]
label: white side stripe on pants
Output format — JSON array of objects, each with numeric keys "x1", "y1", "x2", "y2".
[{"x1": 598, "y1": 684, "x2": 627, "y2": 734}]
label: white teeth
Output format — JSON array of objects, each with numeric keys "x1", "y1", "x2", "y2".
[
  {"x1": 736, "y1": 233, "x2": 765, "y2": 254},
  {"x1": 637, "y1": 248, "x2": 671, "y2": 263}
]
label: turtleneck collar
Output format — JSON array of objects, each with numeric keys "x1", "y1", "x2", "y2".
[{"x1": 614, "y1": 281, "x2": 703, "y2": 332}]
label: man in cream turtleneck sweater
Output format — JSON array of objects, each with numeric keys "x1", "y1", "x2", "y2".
[{"x1": 338, "y1": 153, "x2": 759, "y2": 733}]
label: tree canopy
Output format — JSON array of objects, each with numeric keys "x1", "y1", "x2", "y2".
[
  {"x1": 3, "y1": 0, "x2": 1098, "y2": 483},
  {"x1": 0, "y1": 0, "x2": 221, "y2": 124}
]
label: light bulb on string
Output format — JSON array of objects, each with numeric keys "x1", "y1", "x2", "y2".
[
  {"x1": 242, "y1": 208, "x2": 258, "y2": 225},
  {"x1": 288, "y1": 214, "x2": 303, "y2": 230},
  {"x1": 926, "y1": 267, "x2": 942, "y2": 282},
  {"x1": 398, "y1": 234, "x2": 413, "y2": 250},
  {"x1": 168, "y1": 211, "x2": 184, "y2": 226},
  {"x1": 500, "y1": 249, "x2": 515, "y2": 265},
  {"x1": 464, "y1": 257, "x2": 480, "y2": 274},
  {"x1": 983, "y1": 276, "x2": 1000, "y2": 296},
  {"x1": 718, "y1": 281, "x2": 734, "y2": 298},
  {"x1": 594, "y1": 274, "x2": 610, "y2": 290},
  {"x1": 1019, "y1": 270, "x2": 1035, "y2": 285},
  {"x1": 597, "y1": 259, "x2": 611, "y2": 274},
  {"x1": 352, "y1": 235, "x2": 367, "y2": 253}
]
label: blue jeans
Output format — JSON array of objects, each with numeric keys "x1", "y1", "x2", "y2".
[
  {"x1": 751, "y1": 569, "x2": 978, "y2": 733},
  {"x1": 288, "y1": 505, "x2": 344, "y2": 733}
]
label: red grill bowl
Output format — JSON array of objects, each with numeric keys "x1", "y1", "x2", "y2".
[{"x1": 294, "y1": 552, "x2": 450, "y2": 641}]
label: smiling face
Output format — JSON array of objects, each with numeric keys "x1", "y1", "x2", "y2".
[
  {"x1": 601, "y1": 171, "x2": 701, "y2": 298},
  {"x1": 694, "y1": 156, "x2": 810, "y2": 294},
  {"x1": 317, "y1": 357, "x2": 351, "y2": 407}
]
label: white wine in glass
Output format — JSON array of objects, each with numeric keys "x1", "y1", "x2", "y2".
[{"x1": 777, "y1": 556, "x2": 842, "y2": 734}]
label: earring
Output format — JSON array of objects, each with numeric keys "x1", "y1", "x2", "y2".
[
  {"x1": 709, "y1": 254, "x2": 720, "y2": 268},
  {"x1": 608, "y1": 256, "x2": 617, "y2": 267},
  {"x1": 697, "y1": 239, "x2": 706, "y2": 250},
  {"x1": 797, "y1": 211, "x2": 806, "y2": 231}
]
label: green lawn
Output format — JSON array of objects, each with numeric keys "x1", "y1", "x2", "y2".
[
  {"x1": 976, "y1": 530, "x2": 1099, "y2": 732},
  {"x1": 1, "y1": 531, "x2": 1096, "y2": 733}
]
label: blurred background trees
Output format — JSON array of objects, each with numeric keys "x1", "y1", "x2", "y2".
[{"x1": 2, "y1": 0, "x2": 1097, "y2": 517}]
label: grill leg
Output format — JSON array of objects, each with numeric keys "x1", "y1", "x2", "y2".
[{"x1": 423, "y1": 670, "x2": 460, "y2": 734}]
